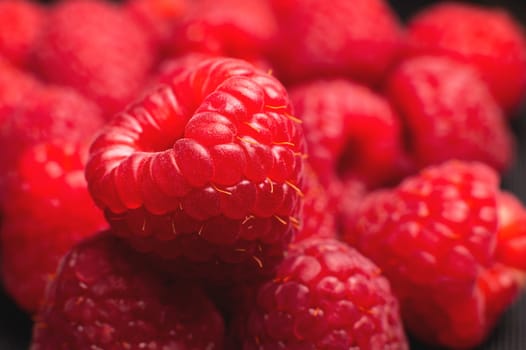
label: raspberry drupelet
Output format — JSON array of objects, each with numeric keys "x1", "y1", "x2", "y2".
[{"x1": 86, "y1": 57, "x2": 306, "y2": 283}]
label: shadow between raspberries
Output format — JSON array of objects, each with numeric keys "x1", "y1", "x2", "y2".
[{"x1": 0, "y1": 288, "x2": 31, "y2": 349}]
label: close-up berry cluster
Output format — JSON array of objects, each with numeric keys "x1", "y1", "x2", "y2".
[{"x1": 0, "y1": 0, "x2": 526, "y2": 349}]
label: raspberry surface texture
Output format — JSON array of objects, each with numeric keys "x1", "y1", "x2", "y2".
[
  {"x1": 86, "y1": 57, "x2": 305, "y2": 282},
  {"x1": 496, "y1": 191, "x2": 526, "y2": 270},
  {"x1": 345, "y1": 160, "x2": 524, "y2": 348},
  {"x1": 386, "y1": 56, "x2": 514, "y2": 173},
  {"x1": 169, "y1": 0, "x2": 277, "y2": 62},
  {"x1": 0, "y1": 0, "x2": 45, "y2": 67},
  {"x1": 1, "y1": 142, "x2": 107, "y2": 312},
  {"x1": 237, "y1": 238, "x2": 408, "y2": 349},
  {"x1": 30, "y1": 233, "x2": 225, "y2": 350},
  {"x1": 407, "y1": 2, "x2": 526, "y2": 113},
  {"x1": 290, "y1": 79, "x2": 408, "y2": 189},
  {"x1": 269, "y1": 0, "x2": 406, "y2": 85},
  {"x1": 33, "y1": 0, "x2": 154, "y2": 117},
  {"x1": 0, "y1": 84, "x2": 104, "y2": 178}
]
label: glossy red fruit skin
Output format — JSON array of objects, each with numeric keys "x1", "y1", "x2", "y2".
[
  {"x1": 0, "y1": 0, "x2": 45, "y2": 67},
  {"x1": 386, "y1": 56, "x2": 515, "y2": 173},
  {"x1": 33, "y1": 0, "x2": 154, "y2": 117},
  {"x1": 30, "y1": 233, "x2": 225, "y2": 350},
  {"x1": 86, "y1": 57, "x2": 306, "y2": 283},
  {"x1": 290, "y1": 79, "x2": 409, "y2": 190},
  {"x1": 237, "y1": 238, "x2": 408, "y2": 350},
  {"x1": 1, "y1": 142, "x2": 107, "y2": 312},
  {"x1": 345, "y1": 160, "x2": 524, "y2": 348},
  {"x1": 269, "y1": 0, "x2": 406, "y2": 85},
  {"x1": 406, "y1": 2, "x2": 526, "y2": 113}
]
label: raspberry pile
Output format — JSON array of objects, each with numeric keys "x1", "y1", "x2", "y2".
[{"x1": 0, "y1": 0, "x2": 525, "y2": 349}]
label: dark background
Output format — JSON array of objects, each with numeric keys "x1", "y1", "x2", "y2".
[{"x1": 1, "y1": 0, "x2": 525, "y2": 349}]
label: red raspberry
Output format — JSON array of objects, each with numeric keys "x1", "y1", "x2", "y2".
[
  {"x1": 0, "y1": 58, "x2": 39, "y2": 124},
  {"x1": 269, "y1": 0, "x2": 406, "y2": 85},
  {"x1": 237, "y1": 238, "x2": 408, "y2": 349},
  {"x1": 290, "y1": 79, "x2": 409, "y2": 189},
  {"x1": 344, "y1": 160, "x2": 523, "y2": 348},
  {"x1": 168, "y1": 0, "x2": 277, "y2": 62},
  {"x1": 0, "y1": 84, "x2": 104, "y2": 180},
  {"x1": 386, "y1": 56, "x2": 515, "y2": 173},
  {"x1": 126, "y1": 0, "x2": 188, "y2": 50},
  {"x1": 33, "y1": 0, "x2": 154, "y2": 117},
  {"x1": 86, "y1": 57, "x2": 305, "y2": 282},
  {"x1": 407, "y1": 2, "x2": 526, "y2": 113},
  {"x1": 1, "y1": 142, "x2": 107, "y2": 312},
  {"x1": 31, "y1": 233, "x2": 225, "y2": 350},
  {"x1": 293, "y1": 164, "x2": 337, "y2": 243},
  {"x1": 496, "y1": 191, "x2": 526, "y2": 270},
  {"x1": 0, "y1": 0, "x2": 45, "y2": 67}
]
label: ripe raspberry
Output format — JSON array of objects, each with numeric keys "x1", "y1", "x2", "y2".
[
  {"x1": 237, "y1": 238, "x2": 408, "y2": 349},
  {"x1": 344, "y1": 160, "x2": 522, "y2": 348},
  {"x1": 30, "y1": 233, "x2": 225, "y2": 350},
  {"x1": 1, "y1": 142, "x2": 107, "y2": 312},
  {"x1": 33, "y1": 0, "x2": 154, "y2": 117},
  {"x1": 0, "y1": 58, "x2": 39, "y2": 124},
  {"x1": 386, "y1": 56, "x2": 515, "y2": 173},
  {"x1": 290, "y1": 79, "x2": 408, "y2": 189},
  {"x1": 407, "y1": 2, "x2": 526, "y2": 113},
  {"x1": 169, "y1": 0, "x2": 278, "y2": 62},
  {"x1": 269, "y1": 0, "x2": 405, "y2": 85},
  {"x1": 86, "y1": 57, "x2": 306, "y2": 282},
  {"x1": 0, "y1": 84, "x2": 104, "y2": 180},
  {"x1": 0, "y1": 0, "x2": 45, "y2": 67},
  {"x1": 126, "y1": 0, "x2": 188, "y2": 50},
  {"x1": 496, "y1": 191, "x2": 526, "y2": 270},
  {"x1": 293, "y1": 164, "x2": 337, "y2": 243}
]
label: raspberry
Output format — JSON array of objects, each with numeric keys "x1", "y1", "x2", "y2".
[
  {"x1": 269, "y1": 0, "x2": 405, "y2": 85},
  {"x1": 86, "y1": 57, "x2": 305, "y2": 282},
  {"x1": 168, "y1": 0, "x2": 277, "y2": 62},
  {"x1": 126, "y1": 0, "x2": 188, "y2": 50},
  {"x1": 1, "y1": 142, "x2": 107, "y2": 312},
  {"x1": 30, "y1": 233, "x2": 225, "y2": 350},
  {"x1": 0, "y1": 58, "x2": 39, "y2": 124},
  {"x1": 33, "y1": 0, "x2": 154, "y2": 117},
  {"x1": 0, "y1": 0, "x2": 45, "y2": 67},
  {"x1": 386, "y1": 56, "x2": 515, "y2": 173},
  {"x1": 407, "y1": 2, "x2": 526, "y2": 113},
  {"x1": 496, "y1": 191, "x2": 526, "y2": 270},
  {"x1": 237, "y1": 238, "x2": 408, "y2": 349},
  {"x1": 290, "y1": 79, "x2": 408, "y2": 189},
  {"x1": 344, "y1": 160, "x2": 524, "y2": 348},
  {"x1": 293, "y1": 164, "x2": 337, "y2": 243},
  {"x1": 0, "y1": 84, "x2": 104, "y2": 180}
]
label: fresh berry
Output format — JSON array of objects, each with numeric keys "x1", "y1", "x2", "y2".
[
  {"x1": 344, "y1": 160, "x2": 523, "y2": 348},
  {"x1": 86, "y1": 57, "x2": 306, "y2": 282},
  {"x1": 386, "y1": 56, "x2": 515, "y2": 173},
  {"x1": 0, "y1": 84, "x2": 104, "y2": 180},
  {"x1": 293, "y1": 164, "x2": 337, "y2": 243},
  {"x1": 290, "y1": 79, "x2": 408, "y2": 189},
  {"x1": 30, "y1": 233, "x2": 225, "y2": 350},
  {"x1": 269, "y1": 0, "x2": 406, "y2": 85},
  {"x1": 236, "y1": 238, "x2": 408, "y2": 349},
  {"x1": 33, "y1": 0, "x2": 154, "y2": 117},
  {"x1": 169, "y1": 0, "x2": 278, "y2": 62},
  {"x1": 0, "y1": 58, "x2": 39, "y2": 124},
  {"x1": 407, "y1": 2, "x2": 526, "y2": 113},
  {"x1": 0, "y1": 0, "x2": 45, "y2": 67},
  {"x1": 1, "y1": 141, "x2": 107, "y2": 312},
  {"x1": 126, "y1": 0, "x2": 188, "y2": 50},
  {"x1": 496, "y1": 191, "x2": 526, "y2": 270}
]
